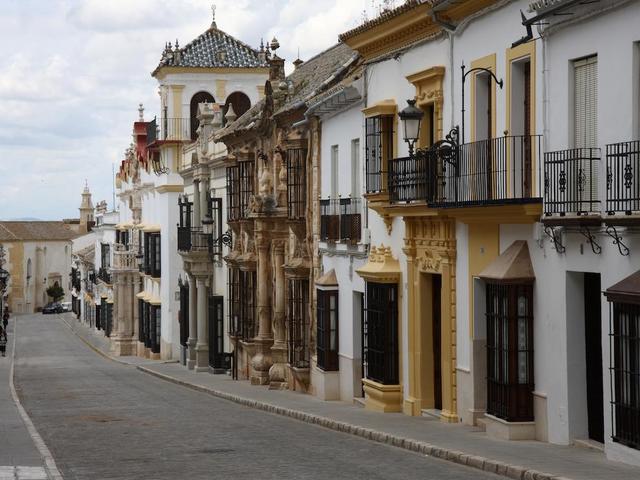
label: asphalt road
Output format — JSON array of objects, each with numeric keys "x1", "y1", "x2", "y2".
[{"x1": 13, "y1": 313, "x2": 500, "y2": 480}]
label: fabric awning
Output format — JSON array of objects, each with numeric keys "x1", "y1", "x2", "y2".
[
  {"x1": 478, "y1": 240, "x2": 535, "y2": 283},
  {"x1": 605, "y1": 270, "x2": 640, "y2": 305}
]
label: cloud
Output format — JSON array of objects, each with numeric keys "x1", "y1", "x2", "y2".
[{"x1": 0, "y1": 0, "x2": 378, "y2": 220}]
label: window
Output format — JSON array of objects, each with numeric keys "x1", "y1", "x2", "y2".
[
  {"x1": 610, "y1": 301, "x2": 640, "y2": 450},
  {"x1": 317, "y1": 289, "x2": 339, "y2": 371},
  {"x1": 228, "y1": 268, "x2": 256, "y2": 341},
  {"x1": 190, "y1": 91, "x2": 215, "y2": 140},
  {"x1": 287, "y1": 148, "x2": 307, "y2": 220},
  {"x1": 101, "y1": 243, "x2": 110, "y2": 269},
  {"x1": 365, "y1": 116, "x2": 393, "y2": 193},
  {"x1": 148, "y1": 304, "x2": 161, "y2": 354},
  {"x1": 331, "y1": 145, "x2": 339, "y2": 199},
  {"x1": 364, "y1": 282, "x2": 398, "y2": 384},
  {"x1": 208, "y1": 295, "x2": 225, "y2": 369},
  {"x1": 208, "y1": 197, "x2": 223, "y2": 259},
  {"x1": 574, "y1": 55, "x2": 598, "y2": 149},
  {"x1": 226, "y1": 165, "x2": 240, "y2": 222},
  {"x1": 486, "y1": 282, "x2": 534, "y2": 422},
  {"x1": 177, "y1": 196, "x2": 193, "y2": 251},
  {"x1": 288, "y1": 279, "x2": 310, "y2": 368},
  {"x1": 239, "y1": 159, "x2": 254, "y2": 219},
  {"x1": 319, "y1": 199, "x2": 339, "y2": 242},
  {"x1": 138, "y1": 299, "x2": 145, "y2": 343},
  {"x1": 351, "y1": 139, "x2": 360, "y2": 198},
  {"x1": 144, "y1": 232, "x2": 161, "y2": 277}
]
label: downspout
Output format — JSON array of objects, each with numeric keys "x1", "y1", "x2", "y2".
[
  {"x1": 363, "y1": 65, "x2": 370, "y2": 234},
  {"x1": 430, "y1": 11, "x2": 457, "y2": 133}
]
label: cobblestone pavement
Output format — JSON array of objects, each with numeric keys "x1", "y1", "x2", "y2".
[{"x1": 13, "y1": 313, "x2": 500, "y2": 480}]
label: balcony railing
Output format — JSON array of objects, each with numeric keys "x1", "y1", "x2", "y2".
[
  {"x1": 177, "y1": 226, "x2": 211, "y2": 253},
  {"x1": 98, "y1": 267, "x2": 111, "y2": 284},
  {"x1": 319, "y1": 198, "x2": 362, "y2": 244},
  {"x1": 543, "y1": 148, "x2": 600, "y2": 218},
  {"x1": 606, "y1": 140, "x2": 640, "y2": 216},
  {"x1": 112, "y1": 244, "x2": 138, "y2": 270},
  {"x1": 389, "y1": 135, "x2": 542, "y2": 207},
  {"x1": 147, "y1": 117, "x2": 191, "y2": 146},
  {"x1": 320, "y1": 199, "x2": 339, "y2": 241},
  {"x1": 340, "y1": 198, "x2": 361, "y2": 244}
]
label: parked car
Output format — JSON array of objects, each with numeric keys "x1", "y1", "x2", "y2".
[
  {"x1": 42, "y1": 302, "x2": 63, "y2": 314},
  {"x1": 60, "y1": 302, "x2": 72, "y2": 312}
]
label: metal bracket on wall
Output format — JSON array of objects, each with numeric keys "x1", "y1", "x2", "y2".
[
  {"x1": 543, "y1": 225, "x2": 565, "y2": 253},
  {"x1": 605, "y1": 225, "x2": 630, "y2": 256},
  {"x1": 579, "y1": 225, "x2": 602, "y2": 254}
]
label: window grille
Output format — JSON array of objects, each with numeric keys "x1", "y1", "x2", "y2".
[
  {"x1": 208, "y1": 295, "x2": 225, "y2": 369},
  {"x1": 317, "y1": 289, "x2": 339, "y2": 371},
  {"x1": 610, "y1": 301, "x2": 640, "y2": 450},
  {"x1": 228, "y1": 268, "x2": 256, "y2": 341},
  {"x1": 486, "y1": 282, "x2": 534, "y2": 422},
  {"x1": 365, "y1": 116, "x2": 393, "y2": 193},
  {"x1": 226, "y1": 166, "x2": 240, "y2": 222},
  {"x1": 319, "y1": 199, "x2": 339, "y2": 241},
  {"x1": 287, "y1": 148, "x2": 307, "y2": 220},
  {"x1": 209, "y1": 197, "x2": 224, "y2": 259},
  {"x1": 288, "y1": 279, "x2": 310, "y2": 368},
  {"x1": 364, "y1": 282, "x2": 398, "y2": 384},
  {"x1": 239, "y1": 160, "x2": 254, "y2": 220}
]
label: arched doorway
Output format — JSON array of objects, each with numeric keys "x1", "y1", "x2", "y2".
[
  {"x1": 224, "y1": 92, "x2": 251, "y2": 125},
  {"x1": 190, "y1": 91, "x2": 215, "y2": 140}
]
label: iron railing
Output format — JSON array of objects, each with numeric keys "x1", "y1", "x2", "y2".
[
  {"x1": 340, "y1": 198, "x2": 361, "y2": 244},
  {"x1": 147, "y1": 117, "x2": 191, "y2": 146},
  {"x1": 606, "y1": 140, "x2": 640, "y2": 216},
  {"x1": 543, "y1": 148, "x2": 601, "y2": 217},
  {"x1": 97, "y1": 267, "x2": 111, "y2": 284},
  {"x1": 389, "y1": 135, "x2": 542, "y2": 207},
  {"x1": 319, "y1": 199, "x2": 340, "y2": 241},
  {"x1": 177, "y1": 226, "x2": 211, "y2": 253}
]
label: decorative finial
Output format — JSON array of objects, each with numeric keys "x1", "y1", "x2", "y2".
[
  {"x1": 175, "y1": 38, "x2": 179, "y2": 49},
  {"x1": 138, "y1": 103, "x2": 144, "y2": 121},
  {"x1": 270, "y1": 37, "x2": 280, "y2": 52},
  {"x1": 211, "y1": 4, "x2": 217, "y2": 28}
]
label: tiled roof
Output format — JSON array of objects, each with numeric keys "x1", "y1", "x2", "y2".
[
  {"x1": 0, "y1": 221, "x2": 78, "y2": 242},
  {"x1": 152, "y1": 26, "x2": 268, "y2": 76},
  {"x1": 527, "y1": 0, "x2": 567, "y2": 12},
  {"x1": 75, "y1": 244, "x2": 95, "y2": 262},
  {"x1": 216, "y1": 43, "x2": 359, "y2": 137},
  {"x1": 339, "y1": 0, "x2": 429, "y2": 42}
]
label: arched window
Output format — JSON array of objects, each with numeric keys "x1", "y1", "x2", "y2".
[
  {"x1": 190, "y1": 91, "x2": 215, "y2": 140},
  {"x1": 224, "y1": 92, "x2": 251, "y2": 124}
]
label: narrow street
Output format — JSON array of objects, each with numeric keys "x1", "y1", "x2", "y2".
[{"x1": 10, "y1": 313, "x2": 499, "y2": 480}]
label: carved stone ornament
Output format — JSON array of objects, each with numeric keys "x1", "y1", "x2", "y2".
[{"x1": 417, "y1": 250, "x2": 442, "y2": 273}]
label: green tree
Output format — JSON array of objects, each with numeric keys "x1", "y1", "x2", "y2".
[{"x1": 46, "y1": 284, "x2": 65, "y2": 302}]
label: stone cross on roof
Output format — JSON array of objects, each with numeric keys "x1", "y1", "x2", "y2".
[{"x1": 211, "y1": 4, "x2": 217, "y2": 28}]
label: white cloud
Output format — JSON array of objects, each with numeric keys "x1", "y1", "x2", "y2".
[{"x1": 0, "y1": 0, "x2": 377, "y2": 220}]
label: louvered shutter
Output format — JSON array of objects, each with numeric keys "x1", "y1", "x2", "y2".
[{"x1": 574, "y1": 56, "x2": 598, "y2": 209}]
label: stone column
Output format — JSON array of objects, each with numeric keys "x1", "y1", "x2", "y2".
[
  {"x1": 269, "y1": 240, "x2": 287, "y2": 387},
  {"x1": 195, "y1": 277, "x2": 209, "y2": 372},
  {"x1": 187, "y1": 274, "x2": 197, "y2": 370},
  {"x1": 199, "y1": 176, "x2": 209, "y2": 222},
  {"x1": 250, "y1": 230, "x2": 273, "y2": 385},
  {"x1": 193, "y1": 179, "x2": 201, "y2": 228}
]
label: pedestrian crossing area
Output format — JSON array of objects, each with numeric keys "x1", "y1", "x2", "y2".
[{"x1": 0, "y1": 466, "x2": 47, "y2": 479}]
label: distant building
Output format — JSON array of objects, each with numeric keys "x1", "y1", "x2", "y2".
[{"x1": 0, "y1": 221, "x2": 77, "y2": 313}]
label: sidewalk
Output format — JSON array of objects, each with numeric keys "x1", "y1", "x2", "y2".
[
  {"x1": 62, "y1": 314, "x2": 640, "y2": 480},
  {"x1": 1, "y1": 316, "x2": 52, "y2": 480}
]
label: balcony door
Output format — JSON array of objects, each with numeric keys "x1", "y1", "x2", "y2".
[
  {"x1": 573, "y1": 56, "x2": 598, "y2": 206},
  {"x1": 510, "y1": 58, "x2": 532, "y2": 198},
  {"x1": 475, "y1": 71, "x2": 493, "y2": 201}
]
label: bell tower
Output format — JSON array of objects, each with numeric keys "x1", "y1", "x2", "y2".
[{"x1": 79, "y1": 182, "x2": 94, "y2": 232}]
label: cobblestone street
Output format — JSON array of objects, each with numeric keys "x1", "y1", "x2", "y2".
[{"x1": 10, "y1": 313, "x2": 500, "y2": 480}]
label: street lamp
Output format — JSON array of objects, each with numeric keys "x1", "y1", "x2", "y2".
[
  {"x1": 201, "y1": 214, "x2": 214, "y2": 236},
  {"x1": 398, "y1": 99, "x2": 424, "y2": 157}
]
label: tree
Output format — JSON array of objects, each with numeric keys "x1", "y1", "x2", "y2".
[{"x1": 46, "y1": 284, "x2": 65, "y2": 302}]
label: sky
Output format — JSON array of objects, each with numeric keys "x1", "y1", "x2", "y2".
[{"x1": 0, "y1": 0, "x2": 396, "y2": 221}]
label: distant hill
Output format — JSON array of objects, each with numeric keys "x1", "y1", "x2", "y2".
[{"x1": 3, "y1": 217, "x2": 43, "y2": 221}]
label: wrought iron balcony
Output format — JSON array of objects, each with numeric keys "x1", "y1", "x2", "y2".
[
  {"x1": 320, "y1": 199, "x2": 339, "y2": 242},
  {"x1": 606, "y1": 140, "x2": 640, "y2": 218},
  {"x1": 97, "y1": 267, "x2": 111, "y2": 285},
  {"x1": 319, "y1": 198, "x2": 362, "y2": 244},
  {"x1": 543, "y1": 148, "x2": 601, "y2": 219},
  {"x1": 339, "y1": 198, "x2": 361, "y2": 244},
  {"x1": 147, "y1": 117, "x2": 191, "y2": 147},
  {"x1": 389, "y1": 135, "x2": 542, "y2": 207},
  {"x1": 177, "y1": 226, "x2": 211, "y2": 253}
]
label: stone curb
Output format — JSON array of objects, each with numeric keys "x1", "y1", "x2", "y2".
[
  {"x1": 136, "y1": 365, "x2": 567, "y2": 480},
  {"x1": 59, "y1": 316, "x2": 132, "y2": 367}
]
